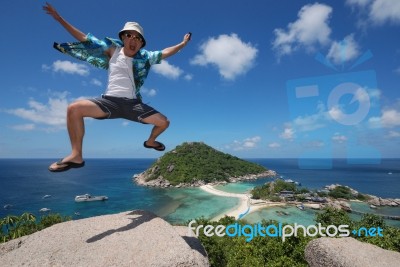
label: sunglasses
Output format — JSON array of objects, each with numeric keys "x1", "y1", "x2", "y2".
[{"x1": 123, "y1": 32, "x2": 143, "y2": 42}]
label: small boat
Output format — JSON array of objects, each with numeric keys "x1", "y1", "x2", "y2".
[
  {"x1": 370, "y1": 204, "x2": 377, "y2": 209},
  {"x1": 75, "y1": 194, "x2": 108, "y2": 202},
  {"x1": 39, "y1": 208, "x2": 51, "y2": 212},
  {"x1": 297, "y1": 204, "x2": 305, "y2": 210},
  {"x1": 284, "y1": 179, "x2": 301, "y2": 186},
  {"x1": 42, "y1": 195, "x2": 52, "y2": 199},
  {"x1": 3, "y1": 204, "x2": 12, "y2": 209},
  {"x1": 275, "y1": 210, "x2": 289, "y2": 216},
  {"x1": 275, "y1": 211, "x2": 284, "y2": 216}
]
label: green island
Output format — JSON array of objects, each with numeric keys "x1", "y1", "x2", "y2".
[{"x1": 134, "y1": 142, "x2": 275, "y2": 187}]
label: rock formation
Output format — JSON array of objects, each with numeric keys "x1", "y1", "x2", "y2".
[
  {"x1": 0, "y1": 210, "x2": 209, "y2": 267},
  {"x1": 305, "y1": 237, "x2": 400, "y2": 267}
]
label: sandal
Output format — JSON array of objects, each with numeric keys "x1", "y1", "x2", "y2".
[
  {"x1": 49, "y1": 159, "x2": 85, "y2": 172},
  {"x1": 143, "y1": 141, "x2": 166, "y2": 151}
]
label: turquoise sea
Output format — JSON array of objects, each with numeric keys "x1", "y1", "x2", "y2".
[{"x1": 0, "y1": 158, "x2": 399, "y2": 227}]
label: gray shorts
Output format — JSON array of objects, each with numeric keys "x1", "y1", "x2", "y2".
[{"x1": 89, "y1": 95, "x2": 159, "y2": 123}]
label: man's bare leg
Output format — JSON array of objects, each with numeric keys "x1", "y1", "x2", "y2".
[
  {"x1": 49, "y1": 100, "x2": 107, "y2": 171},
  {"x1": 141, "y1": 113, "x2": 170, "y2": 148}
]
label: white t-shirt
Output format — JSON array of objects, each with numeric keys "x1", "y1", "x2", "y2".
[{"x1": 105, "y1": 47, "x2": 136, "y2": 99}]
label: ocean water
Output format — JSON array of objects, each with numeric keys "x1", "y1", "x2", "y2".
[{"x1": 0, "y1": 158, "x2": 399, "y2": 227}]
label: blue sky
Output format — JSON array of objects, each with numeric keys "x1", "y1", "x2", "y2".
[{"x1": 1, "y1": 0, "x2": 400, "y2": 159}]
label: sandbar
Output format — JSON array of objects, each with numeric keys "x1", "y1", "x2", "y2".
[{"x1": 200, "y1": 184, "x2": 286, "y2": 221}]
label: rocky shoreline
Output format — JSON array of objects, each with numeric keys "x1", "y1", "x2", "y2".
[
  {"x1": 133, "y1": 170, "x2": 277, "y2": 188},
  {"x1": 324, "y1": 184, "x2": 400, "y2": 208},
  {"x1": 366, "y1": 195, "x2": 400, "y2": 207}
]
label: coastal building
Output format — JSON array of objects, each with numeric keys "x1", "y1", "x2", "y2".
[{"x1": 279, "y1": 190, "x2": 295, "y2": 201}]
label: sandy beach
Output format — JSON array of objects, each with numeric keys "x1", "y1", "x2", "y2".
[{"x1": 200, "y1": 184, "x2": 286, "y2": 221}]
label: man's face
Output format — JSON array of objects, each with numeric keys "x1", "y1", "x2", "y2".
[{"x1": 122, "y1": 31, "x2": 143, "y2": 56}]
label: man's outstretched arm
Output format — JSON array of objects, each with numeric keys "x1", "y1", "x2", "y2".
[
  {"x1": 43, "y1": 2, "x2": 87, "y2": 42},
  {"x1": 161, "y1": 33, "x2": 192, "y2": 59}
]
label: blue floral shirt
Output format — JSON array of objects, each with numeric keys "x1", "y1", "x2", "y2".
[{"x1": 53, "y1": 33, "x2": 162, "y2": 99}]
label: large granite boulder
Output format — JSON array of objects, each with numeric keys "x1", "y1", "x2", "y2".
[
  {"x1": 305, "y1": 237, "x2": 400, "y2": 267},
  {"x1": 0, "y1": 210, "x2": 209, "y2": 267}
]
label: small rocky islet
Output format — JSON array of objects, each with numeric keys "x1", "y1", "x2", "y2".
[{"x1": 134, "y1": 141, "x2": 275, "y2": 188}]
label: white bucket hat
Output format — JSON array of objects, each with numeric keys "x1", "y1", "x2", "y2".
[{"x1": 118, "y1": 22, "x2": 146, "y2": 47}]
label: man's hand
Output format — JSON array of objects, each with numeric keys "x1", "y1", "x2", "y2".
[
  {"x1": 161, "y1": 32, "x2": 192, "y2": 59},
  {"x1": 183, "y1": 32, "x2": 192, "y2": 45},
  {"x1": 43, "y1": 2, "x2": 61, "y2": 21}
]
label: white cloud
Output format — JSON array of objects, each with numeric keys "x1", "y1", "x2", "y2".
[
  {"x1": 346, "y1": 0, "x2": 372, "y2": 7},
  {"x1": 328, "y1": 106, "x2": 344, "y2": 122},
  {"x1": 386, "y1": 130, "x2": 400, "y2": 138},
  {"x1": 9, "y1": 124, "x2": 36, "y2": 131},
  {"x1": 354, "y1": 87, "x2": 373, "y2": 103},
  {"x1": 272, "y1": 3, "x2": 332, "y2": 57},
  {"x1": 141, "y1": 87, "x2": 157, "y2": 97},
  {"x1": 347, "y1": 0, "x2": 400, "y2": 25},
  {"x1": 51, "y1": 60, "x2": 90, "y2": 76},
  {"x1": 370, "y1": 0, "x2": 400, "y2": 24},
  {"x1": 91, "y1": 78, "x2": 103, "y2": 87},
  {"x1": 184, "y1": 74, "x2": 193, "y2": 81},
  {"x1": 289, "y1": 87, "x2": 379, "y2": 134},
  {"x1": 327, "y1": 86, "x2": 378, "y2": 125},
  {"x1": 304, "y1": 141, "x2": 325, "y2": 148},
  {"x1": 5, "y1": 92, "x2": 70, "y2": 131},
  {"x1": 294, "y1": 113, "x2": 326, "y2": 132},
  {"x1": 280, "y1": 127, "x2": 295, "y2": 140},
  {"x1": 41, "y1": 64, "x2": 51, "y2": 71},
  {"x1": 327, "y1": 35, "x2": 361, "y2": 64},
  {"x1": 191, "y1": 34, "x2": 258, "y2": 80},
  {"x1": 242, "y1": 136, "x2": 261, "y2": 149},
  {"x1": 332, "y1": 133, "x2": 348, "y2": 143},
  {"x1": 152, "y1": 60, "x2": 183, "y2": 79},
  {"x1": 281, "y1": 103, "x2": 329, "y2": 136},
  {"x1": 366, "y1": 88, "x2": 381, "y2": 101},
  {"x1": 268, "y1": 142, "x2": 281, "y2": 148},
  {"x1": 226, "y1": 136, "x2": 261, "y2": 151},
  {"x1": 369, "y1": 109, "x2": 400, "y2": 128}
]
